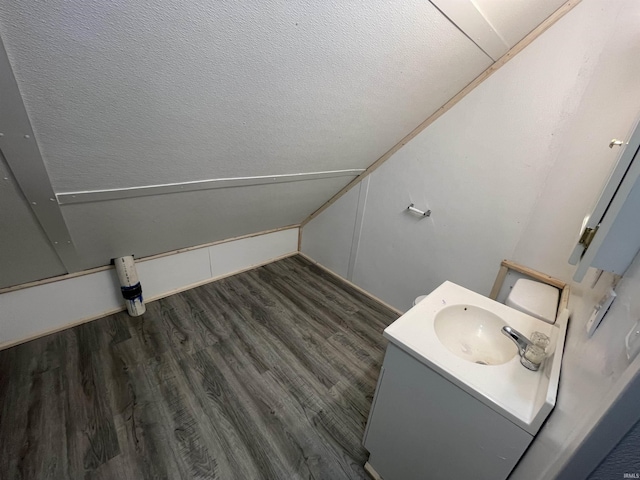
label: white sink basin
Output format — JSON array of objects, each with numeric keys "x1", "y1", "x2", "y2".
[
  {"x1": 383, "y1": 281, "x2": 569, "y2": 435},
  {"x1": 434, "y1": 305, "x2": 517, "y2": 365}
]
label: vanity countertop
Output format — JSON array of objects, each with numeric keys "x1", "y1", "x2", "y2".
[{"x1": 383, "y1": 281, "x2": 569, "y2": 435}]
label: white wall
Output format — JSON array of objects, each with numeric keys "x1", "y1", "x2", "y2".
[
  {"x1": 302, "y1": 0, "x2": 640, "y2": 312},
  {"x1": 511, "y1": 7, "x2": 640, "y2": 280},
  {"x1": 499, "y1": 3, "x2": 640, "y2": 471},
  {"x1": 60, "y1": 176, "x2": 348, "y2": 270},
  {"x1": 302, "y1": 1, "x2": 640, "y2": 477},
  {"x1": 512, "y1": 254, "x2": 640, "y2": 478},
  {"x1": 0, "y1": 228, "x2": 298, "y2": 348},
  {"x1": 301, "y1": 180, "x2": 367, "y2": 279}
]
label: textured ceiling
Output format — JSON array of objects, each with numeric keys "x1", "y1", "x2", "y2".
[
  {"x1": 0, "y1": 0, "x2": 570, "y2": 284},
  {"x1": 0, "y1": 1, "x2": 492, "y2": 192}
]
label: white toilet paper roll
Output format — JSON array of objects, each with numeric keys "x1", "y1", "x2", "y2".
[{"x1": 114, "y1": 255, "x2": 146, "y2": 316}]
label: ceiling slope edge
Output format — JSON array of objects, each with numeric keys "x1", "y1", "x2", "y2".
[
  {"x1": 300, "y1": 0, "x2": 581, "y2": 229},
  {"x1": 0, "y1": 35, "x2": 82, "y2": 272},
  {"x1": 57, "y1": 169, "x2": 365, "y2": 205},
  {"x1": 429, "y1": 0, "x2": 510, "y2": 61}
]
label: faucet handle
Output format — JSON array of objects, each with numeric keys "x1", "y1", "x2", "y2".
[{"x1": 531, "y1": 331, "x2": 550, "y2": 351}]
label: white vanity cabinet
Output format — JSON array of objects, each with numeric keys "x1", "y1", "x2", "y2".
[
  {"x1": 361, "y1": 281, "x2": 568, "y2": 480},
  {"x1": 363, "y1": 344, "x2": 532, "y2": 480}
]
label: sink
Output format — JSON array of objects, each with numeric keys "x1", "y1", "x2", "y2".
[
  {"x1": 434, "y1": 305, "x2": 517, "y2": 365},
  {"x1": 382, "y1": 281, "x2": 569, "y2": 435}
]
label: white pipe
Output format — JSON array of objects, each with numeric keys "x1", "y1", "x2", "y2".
[{"x1": 114, "y1": 255, "x2": 146, "y2": 316}]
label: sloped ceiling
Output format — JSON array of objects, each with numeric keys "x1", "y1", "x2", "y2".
[
  {"x1": 0, "y1": 0, "x2": 567, "y2": 284},
  {"x1": 1, "y1": 0, "x2": 494, "y2": 190}
]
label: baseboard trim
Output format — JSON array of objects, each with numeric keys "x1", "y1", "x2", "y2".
[
  {"x1": 297, "y1": 252, "x2": 403, "y2": 316},
  {"x1": 0, "y1": 251, "x2": 297, "y2": 351},
  {"x1": 0, "y1": 225, "x2": 300, "y2": 295},
  {"x1": 0, "y1": 306, "x2": 125, "y2": 352}
]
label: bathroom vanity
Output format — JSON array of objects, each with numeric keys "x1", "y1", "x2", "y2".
[{"x1": 362, "y1": 281, "x2": 568, "y2": 480}]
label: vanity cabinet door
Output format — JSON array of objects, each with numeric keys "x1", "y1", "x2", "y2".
[{"x1": 363, "y1": 344, "x2": 532, "y2": 480}]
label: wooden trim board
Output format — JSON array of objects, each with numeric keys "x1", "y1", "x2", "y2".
[
  {"x1": 500, "y1": 259, "x2": 567, "y2": 290},
  {"x1": 559, "y1": 284, "x2": 570, "y2": 313},
  {"x1": 364, "y1": 462, "x2": 384, "y2": 480},
  {"x1": 490, "y1": 264, "x2": 510, "y2": 300},
  {"x1": 0, "y1": 225, "x2": 300, "y2": 294},
  {"x1": 490, "y1": 259, "x2": 570, "y2": 323},
  {"x1": 56, "y1": 170, "x2": 364, "y2": 205},
  {"x1": 300, "y1": 0, "x2": 581, "y2": 228}
]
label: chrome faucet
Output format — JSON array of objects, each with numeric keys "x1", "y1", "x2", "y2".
[{"x1": 501, "y1": 326, "x2": 541, "y2": 371}]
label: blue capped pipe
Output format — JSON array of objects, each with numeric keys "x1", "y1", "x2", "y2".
[{"x1": 114, "y1": 255, "x2": 146, "y2": 316}]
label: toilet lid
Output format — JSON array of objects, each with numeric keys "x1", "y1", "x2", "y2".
[{"x1": 505, "y1": 279, "x2": 559, "y2": 323}]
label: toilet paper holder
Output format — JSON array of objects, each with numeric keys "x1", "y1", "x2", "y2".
[{"x1": 407, "y1": 203, "x2": 431, "y2": 217}]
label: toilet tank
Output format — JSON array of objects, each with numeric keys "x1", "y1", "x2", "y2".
[{"x1": 505, "y1": 279, "x2": 559, "y2": 324}]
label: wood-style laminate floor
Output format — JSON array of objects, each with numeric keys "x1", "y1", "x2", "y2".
[{"x1": 0, "y1": 255, "x2": 398, "y2": 479}]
